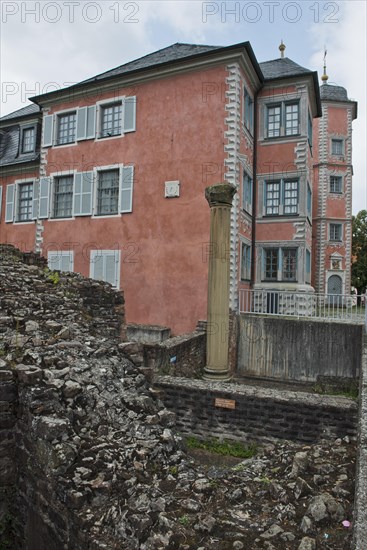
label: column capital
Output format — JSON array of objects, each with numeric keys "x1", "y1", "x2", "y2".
[{"x1": 205, "y1": 182, "x2": 236, "y2": 208}]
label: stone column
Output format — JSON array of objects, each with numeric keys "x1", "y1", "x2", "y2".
[{"x1": 204, "y1": 182, "x2": 236, "y2": 380}]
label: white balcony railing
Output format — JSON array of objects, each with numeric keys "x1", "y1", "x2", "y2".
[{"x1": 239, "y1": 289, "x2": 366, "y2": 327}]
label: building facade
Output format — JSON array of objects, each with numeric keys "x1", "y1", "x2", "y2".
[{"x1": 0, "y1": 41, "x2": 357, "y2": 335}]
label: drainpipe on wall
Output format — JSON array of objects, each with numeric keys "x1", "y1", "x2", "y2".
[{"x1": 250, "y1": 90, "x2": 260, "y2": 287}]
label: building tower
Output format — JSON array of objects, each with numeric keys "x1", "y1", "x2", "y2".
[{"x1": 312, "y1": 53, "x2": 357, "y2": 297}]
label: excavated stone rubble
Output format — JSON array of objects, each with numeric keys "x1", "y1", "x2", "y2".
[{"x1": 0, "y1": 246, "x2": 356, "y2": 549}]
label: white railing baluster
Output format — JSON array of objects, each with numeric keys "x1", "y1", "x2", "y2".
[{"x1": 238, "y1": 289, "x2": 364, "y2": 325}]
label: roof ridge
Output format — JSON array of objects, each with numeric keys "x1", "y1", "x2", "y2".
[
  {"x1": 0, "y1": 103, "x2": 40, "y2": 122},
  {"x1": 78, "y1": 42, "x2": 224, "y2": 86}
]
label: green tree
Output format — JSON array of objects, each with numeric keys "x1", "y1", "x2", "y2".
[{"x1": 351, "y1": 209, "x2": 367, "y2": 296}]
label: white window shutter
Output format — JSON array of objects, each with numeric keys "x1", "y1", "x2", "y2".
[
  {"x1": 105, "y1": 253, "x2": 116, "y2": 286},
  {"x1": 90, "y1": 250, "x2": 120, "y2": 288},
  {"x1": 32, "y1": 180, "x2": 40, "y2": 219},
  {"x1": 86, "y1": 106, "x2": 96, "y2": 138},
  {"x1": 42, "y1": 115, "x2": 54, "y2": 147},
  {"x1": 39, "y1": 177, "x2": 51, "y2": 219},
  {"x1": 60, "y1": 252, "x2": 73, "y2": 272},
  {"x1": 123, "y1": 96, "x2": 136, "y2": 133},
  {"x1": 120, "y1": 165, "x2": 134, "y2": 213},
  {"x1": 90, "y1": 250, "x2": 104, "y2": 281},
  {"x1": 73, "y1": 172, "x2": 93, "y2": 216},
  {"x1": 76, "y1": 107, "x2": 96, "y2": 141},
  {"x1": 0, "y1": 186, "x2": 2, "y2": 221},
  {"x1": 76, "y1": 107, "x2": 87, "y2": 141},
  {"x1": 5, "y1": 184, "x2": 15, "y2": 222},
  {"x1": 48, "y1": 251, "x2": 61, "y2": 271}
]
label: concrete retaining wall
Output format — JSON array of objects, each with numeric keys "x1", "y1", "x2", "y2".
[
  {"x1": 353, "y1": 335, "x2": 367, "y2": 549},
  {"x1": 238, "y1": 314, "x2": 362, "y2": 382}
]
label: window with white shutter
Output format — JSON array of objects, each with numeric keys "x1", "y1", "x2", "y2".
[
  {"x1": 17, "y1": 182, "x2": 33, "y2": 221},
  {"x1": 100, "y1": 103, "x2": 122, "y2": 138},
  {"x1": 39, "y1": 177, "x2": 51, "y2": 219},
  {"x1": 76, "y1": 106, "x2": 96, "y2": 141},
  {"x1": 47, "y1": 251, "x2": 74, "y2": 272},
  {"x1": 97, "y1": 96, "x2": 136, "y2": 139},
  {"x1": 90, "y1": 250, "x2": 120, "y2": 288},
  {"x1": 120, "y1": 166, "x2": 134, "y2": 213},
  {"x1": 73, "y1": 172, "x2": 94, "y2": 216},
  {"x1": 124, "y1": 96, "x2": 136, "y2": 133},
  {"x1": 5, "y1": 184, "x2": 15, "y2": 222},
  {"x1": 32, "y1": 181, "x2": 40, "y2": 219},
  {"x1": 43, "y1": 114, "x2": 54, "y2": 147},
  {"x1": 52, "y1": 175, "x2": 74, "y2": 218}
]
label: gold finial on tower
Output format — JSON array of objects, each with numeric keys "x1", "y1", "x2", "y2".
[
  {"x1": 321, "y1": 47, "x2": 329, "y2": 83},
  {"x1": 279, "y1": 40, "x2": 286, "y2": 58}
]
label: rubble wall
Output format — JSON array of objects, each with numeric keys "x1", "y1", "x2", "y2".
[{"x1": 0, "y1": 245, "x2": 181, "y2": 549}]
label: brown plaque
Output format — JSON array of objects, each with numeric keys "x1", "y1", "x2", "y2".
[{"x1": 214, "y1": 398, "x2": 236, "y2": 409}]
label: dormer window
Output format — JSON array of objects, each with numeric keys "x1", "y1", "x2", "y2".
[{"x1": 21, "y1": 126, "x2": 36, "y2": 153}]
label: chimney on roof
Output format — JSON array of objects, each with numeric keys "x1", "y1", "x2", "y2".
[{"x1": 279, "y1": 40, "x2": 286, "y2": 58}]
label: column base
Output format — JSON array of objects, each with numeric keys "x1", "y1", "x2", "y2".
[{"x1": 203, "y1": 367, "x2": 232, "y2": 381}]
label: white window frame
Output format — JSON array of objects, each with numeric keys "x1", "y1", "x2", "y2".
[
  {"x1": 263, "y1": 247, "x2": 279, "y2": 281},
  {"x1": 47, "y1": 250, "x2": 74, "y2": 272},
  {"x1": 94, "y1": 164, "x2": 121, "y2": 217},
  {"x1": 307, "y1": 182, "x2": 312, "y2": 220},
  {"x1": 56, "y1": 110, "x2": 77, "y2": 146},
  {"x1": 305, "y1": 249, "x2": 311, "y2": 284},
  {"x1": 242, "y1": 170, "x2": 253, "y2": 214},
  {"x1": 89, "y1": 249, "x2": 121, "y2": 289},
  {"x1": 240, "y1": 240, "x2": 251, "y2": 281},
  {"x1": 242, "y1": 84, "x2": 254, "y2": 134},
  {"x1": 266, "y1": 100, "x2": 300, "y2": 139},
  {"x1": 96, "y1": 96, "x2": 136, "y2": 141},
  {"x1": 96, "y1": 97, "x2": 123, "y2": 141},
  {"x1": 93, "y1": 164, "x2": 133, "y2": 217},
  {"x1": 51, "y1": 173, "x2": 75, "y2": 219},
  {"x1": 262, "y1": 247, "x2": 298, "y2": 282},
  {"x1": 12, "y1": 179, "x2": 37, "y2": 224},
  {"x1": 329, "y1": 223, "x2": 343, "y2": 242},
  {"x1": 331, "y1": 138, "x2": 344, "y2": 157},
  {"x1": 330, "y1": 175, "x2": 343, "y2": 194},
  {"x1": 264, "y1": 179, "x2": 299, "y2": 216},
  {"x1": 20, "y1": 125, "x2": 36, "y2": 154}
]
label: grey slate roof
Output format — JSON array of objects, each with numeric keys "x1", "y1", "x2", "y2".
[
  {"x1": 320, "y1": 83, "x2": 349, "y2": 102},
  {"x1": 0, "y1": 104, "x2": 41, "y2": 167},
  {"x1": 0, "y1": 125, "x2": 39, "y2": 167},
  {"x1": 80, "y1": 43, "x2": 223, "y2": 84},
  {"x1": 259, "y1": 57, "x2": 313, "y2": 80},
  {"x1": 0, "y1": 103, "x2": 40, "y2": 122}
]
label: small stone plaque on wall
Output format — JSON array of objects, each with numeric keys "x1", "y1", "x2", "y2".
[
  {"x1": 165, "y1": 180, "x2": 180, "y2": 198},
  {"x1": 215, "y1": 398, "x2": 236, "y2": 409}
]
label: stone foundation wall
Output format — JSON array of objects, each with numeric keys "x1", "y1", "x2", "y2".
[
  {"x1": 0, "y1": 362, "x2": 17, "y2": 545},
  {"x1": 144, "y1": 331, "x2": 206, "y2": 379},
  {"x1": 353, "y1": 335, "x2": 367, "y2": 549},
  {"x1": 155, "y1": 376, "x2": 358, "y2": 444}
]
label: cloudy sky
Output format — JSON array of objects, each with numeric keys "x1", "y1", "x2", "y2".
[{"x1": 1, "y1": 0, "x2": 366, "y2": 213}]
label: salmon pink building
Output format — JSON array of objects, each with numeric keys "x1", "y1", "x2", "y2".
[{"x1": 0, "y1": 41, "x2": 358, "y2": 335}]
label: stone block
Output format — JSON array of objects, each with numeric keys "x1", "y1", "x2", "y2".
[{"x1": 15, "y1": 364, "x2": 43, "y2": 385}]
